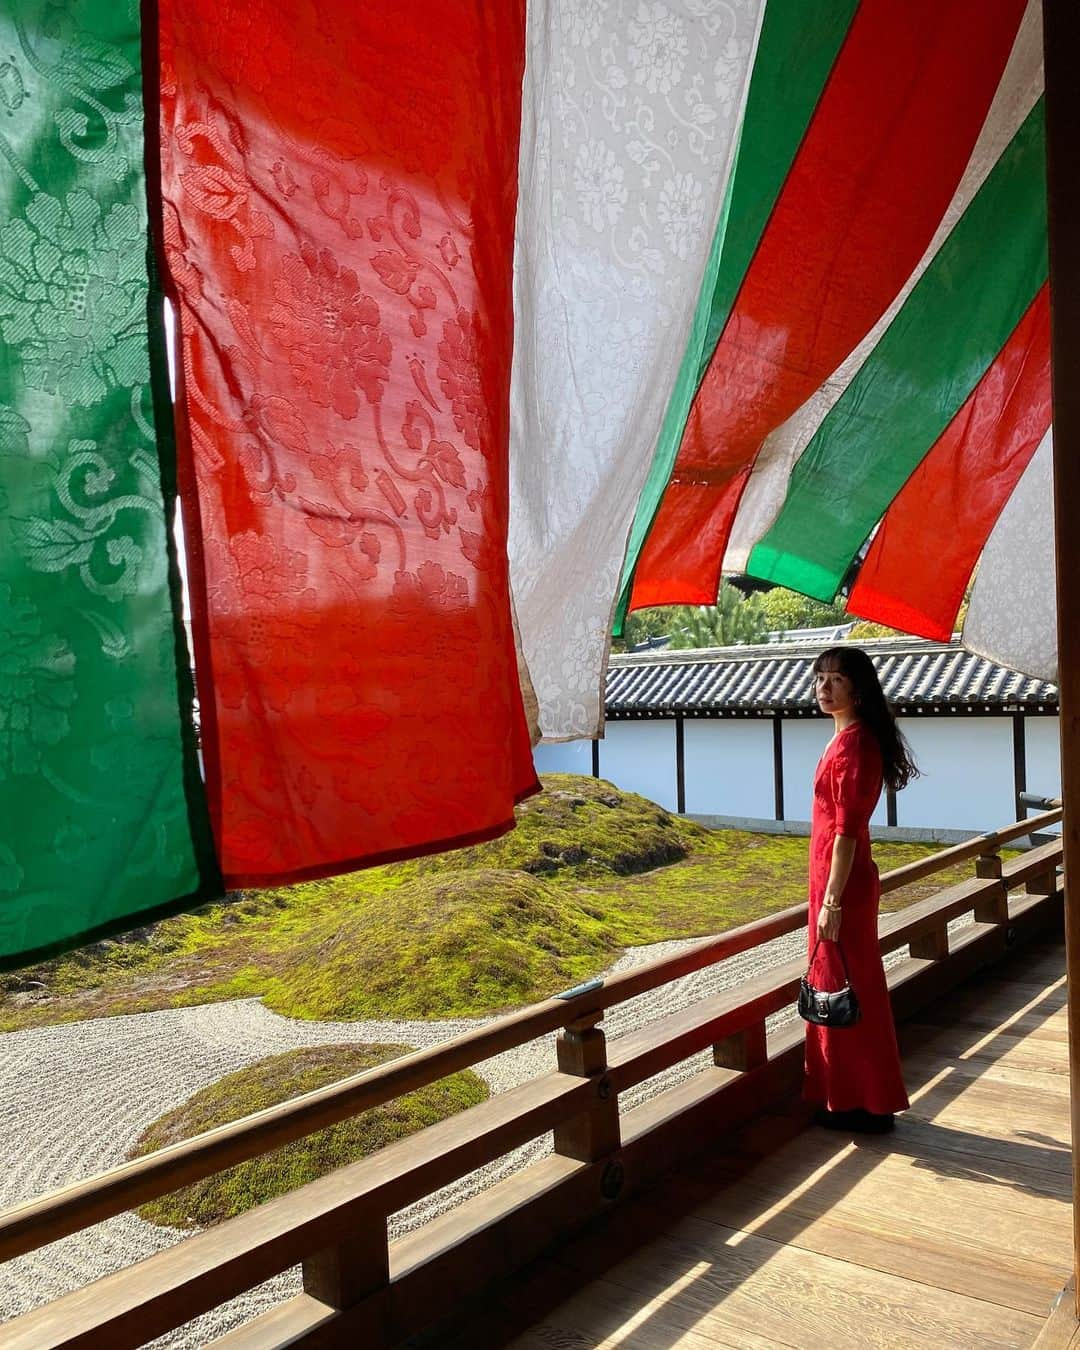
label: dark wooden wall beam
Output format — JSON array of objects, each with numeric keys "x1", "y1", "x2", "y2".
[{"x1": 1042, "y1": 0, "x2": 1080, "y2": 1313}]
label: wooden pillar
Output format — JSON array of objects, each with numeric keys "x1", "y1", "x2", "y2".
[
  {"x1": 676, "y1": 714, "x2": 686, "y2": 814},
  {"x1": 1042, "y1": 0, "x2": 1080, "y2": 1315},
  {"x1": 1013, "y1": 713, "x2": 1028, "y2": 822},
  {"x1": 772, "y1": 716, "x2": 785, "y2": 821}
]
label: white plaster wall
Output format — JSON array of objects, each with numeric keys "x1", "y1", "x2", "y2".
[
  {"x1": 780, "y1": 718, "x2": 886, "y2": 827},
  {"x1": 1025, "y1": 716, "x2": 1062, "y2": 833},
  {"x1": 895, "y1": 717, "x2": 1014, "y2": 833},
  {"x1": 537, "y1": 715, "x2": 1048, "y2": 837},
  {"x1": 683, "y1": 720, "x2": 774, "y2": 819},
  {"x1": 596, "y1": 719, "x2": 678, "y2": 812},
  {"x1": 1026, "y1": 717, "x2": 1062, "y2": 799},
  {"x1": 533, "y1": 739, "x2": 593, "y2": 776}
]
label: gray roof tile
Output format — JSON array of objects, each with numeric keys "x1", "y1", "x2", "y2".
[{"x1": 606, "y1": 639, "x2": 1057, "y2": 717}]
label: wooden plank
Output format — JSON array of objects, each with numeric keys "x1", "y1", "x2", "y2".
[
  {"x1": 606, "y1": 959, "x2": 803, "y2": 1092},
  {"x1": 900, "y1": 1046, "x2": 1069, "y2": 1090},
  {"x1": 878, "y1": 808, "x2": 1061, "y2": 894},
  {"x1": 554, "y1": 1214, "x2": 1044, "y2": 1349},
  {"x1": 1033, "y1": 1280, "x2": 1080, "y2": 1350},
  {"x1": 642, "y1": 1202, "x2": 1066, "y2": 1317},
  {"x1": 504, "y1": 1272, "x2": 754, "y2": 1350},
  {"x1": 1002, "y1": 839, "x2": 1065, "y2": 888},
  {"x1": 694, "y1": 1146, "x2": 1072, "y2": 1260},
  {"x1": 902, "y1": 1007, "x2": 1069, "y2": 1044},
  {"x1": 208, "y1": 1295, "x2": 338, "y2": 1348},
  {"x1": 908, "y1": 1070, "x2": 1073, "y2": 1140},
  {"x1": 878, "y1": 875, "x2": 1002, "y2": 954}
]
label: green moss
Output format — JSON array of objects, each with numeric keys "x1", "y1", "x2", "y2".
[
  {"x1": 418, "y1": 773, "x2": 713, "y2": 879},
  {"x1": 262, "y1": 869, "x2": 620, "y2": 1020},
  {"x1": 131, "y1": 1045, "x2": 487, "y2": 1229},
  {"x1": 0, "y1": 775, "x2": 1012, "y2": 1030}
]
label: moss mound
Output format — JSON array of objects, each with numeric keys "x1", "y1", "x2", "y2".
[
  {"x1": 420, "y1": 774, "x2": 708, "y2": 880},
  {"x1": 262, "y1": 868, "x2": 621, "y2": 1020},
  {"x1": 0, "y1": 774, "x2": 990, "y2": 1032},
  {"x1": 131, "y1": 1044, "x2": 487, "y2": 1229}
]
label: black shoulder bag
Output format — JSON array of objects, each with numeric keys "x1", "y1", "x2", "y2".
[{"x1": 798, "y1": 938, "x2": 861, "y2": 1028}]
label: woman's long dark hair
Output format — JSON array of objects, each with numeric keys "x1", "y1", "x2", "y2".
[{"x1": 813, "y1": 647, "x2": 919, "y2": 792}]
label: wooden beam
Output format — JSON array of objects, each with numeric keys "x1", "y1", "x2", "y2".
[
  {"x1": 1042, "y1": 0, "x2": 1080, "y2": 1317},
  {"x1": 878, "y1": 807, "x2": 1062, "y2": 893},
  {"x1": 772, "y1": 716, "x2": 785, "y2": 821},
  {"x1": 675, "y1": 713, "x2": 686, "y2": 814},
  {"x1": 1014, "y1": 713, "x2": 1029, "y2": 822}
]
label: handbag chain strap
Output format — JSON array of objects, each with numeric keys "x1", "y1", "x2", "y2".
[{"x1": 808, "y1": 937, "x2": 853, "y2": 986}]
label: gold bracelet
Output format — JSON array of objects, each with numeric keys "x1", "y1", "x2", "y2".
[{"x1": 822, "y1": 900, "x2": 842, "y2": 912}]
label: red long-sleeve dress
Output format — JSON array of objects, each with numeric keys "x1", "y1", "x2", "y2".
[{"x1": 804, "y1": 720, "x2": 909, "y2": 1115}]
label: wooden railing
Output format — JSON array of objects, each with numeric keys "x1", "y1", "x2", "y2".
[{"x1": 0, "y1": 807, "x2": 1064, "y2": 1349}]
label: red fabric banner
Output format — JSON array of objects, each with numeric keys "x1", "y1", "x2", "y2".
[
  {"x1": 847, "y1": 283, "x2": 1051, "y2": 640},
  {"x1": 158, "y1": 0, "x2": 536, "y2": 885},
  {"x1": 628, "y1": 0, "x2": 1026, "y2": 612}
]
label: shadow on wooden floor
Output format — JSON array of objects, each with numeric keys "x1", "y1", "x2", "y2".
[{"x1": 416, "y1": 936, "x2": 1070, "y2": 1350}]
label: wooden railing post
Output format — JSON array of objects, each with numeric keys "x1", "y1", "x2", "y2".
[
  {"x1": 974, "y1": 852, "x2": 1010, "y2": 926},
  {"x1": 909, "y1": 927, "x2": 950, "y2": 961},
  {"x1": 714, "y1": 1021, "x2": 767, "y2": 1071},
  {"x1": 303, "y1": 1216, "x2": 390, "y2": 1331},
  {"x1": 1027, "y1": 866, "x2": 1059, "y2": 897},
  {"x1": 553, "y1": 1013, "x2": 621, "y2": 1165}
]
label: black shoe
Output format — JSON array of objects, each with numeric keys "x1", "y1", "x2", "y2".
[
  {"x1": 851, "y1": 1109, "x2": 895, "y2": 1134},
  {"x1": 812, "y1": 1107, "x2": 859, "y2": 1131},
  {"x1": 812, "y1": 1107, "x2": 895, "y2": 1134}
]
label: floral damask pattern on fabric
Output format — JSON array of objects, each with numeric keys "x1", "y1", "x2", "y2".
[
  {"x1": 964, "y1": 430, "x2": 1056, "y2": 684},
  {"x1": 508, "y1": 0, "x2": 764, "y2": 740},
  {"x1": 160, "y1": 0, "x2": 537, "y2": 884},
  {"x1": 0, "y1": 1, "x2": 214, "y2": 965}
]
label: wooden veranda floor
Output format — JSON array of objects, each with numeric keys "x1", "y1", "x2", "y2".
[{"x1": 443, "y1": 935, "x2": 1072, "y2": 1350}]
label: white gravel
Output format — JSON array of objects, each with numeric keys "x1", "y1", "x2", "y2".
[{"x1": 0, "y1": 912, "x2": 970, "y2": 1346}]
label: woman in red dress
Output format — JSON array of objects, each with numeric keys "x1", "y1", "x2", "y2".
[{"x1": 805, "y1": 646, "x2": 918, "y2": 1133}]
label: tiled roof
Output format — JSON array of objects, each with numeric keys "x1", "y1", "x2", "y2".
[{"x1": 606, "y1": 639, "x2": 1058, "y2": 718}]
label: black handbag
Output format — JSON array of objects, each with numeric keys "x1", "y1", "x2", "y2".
[{"x1": 798, "y1": 938, "x2": 861, "y2": 1027}]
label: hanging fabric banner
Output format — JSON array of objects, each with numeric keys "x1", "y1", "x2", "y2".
[
  {"x1": 628, "y1": 0, "x2": 1028, "y2": 614},
  {"x1": 847, "y1": 284, "x2": 1051, "y2": 639},
  {"x1": 508, "y1": 0, "x2": 764, "y2": 740},
  {"x1": 721, "y1": 0, "x2": 1044, "y2": 576},
  {"x1": 159, "y1": 0, "x2": 537, "y2": 885},
  {"x1": 746, "y1": 97, "x2": 1047, "y2": 600},
  {"x1": 0, "y1": 0, "x2": 218, "y2": 966},
  {"x1": 963, "y1": 431, "x2": 1056, "y2": 684},
  {"x1": 612, "y1": 0, "x2": 860, "y2": 636}
]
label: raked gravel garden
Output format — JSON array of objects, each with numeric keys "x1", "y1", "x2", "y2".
[{"x1": 0, "y1": 777, "x2": 976, "y2": 1345}]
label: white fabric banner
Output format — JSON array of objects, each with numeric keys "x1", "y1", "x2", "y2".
[
  {"x1": 508, "y1": 0, "x2": 764, "y2": 740},
  {"x1": 963, "y1": 429, "x2": 1056, "y2": 684}
]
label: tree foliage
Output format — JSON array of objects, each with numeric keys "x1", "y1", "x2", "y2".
[{"x1": 758, "y1": 587, "x2": 849, "y2": 634}]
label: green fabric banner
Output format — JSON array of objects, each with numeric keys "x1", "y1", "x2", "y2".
[
  {"x1": 747, "y1": 99, "x2": 1048, "y2": 601},
  {"x1": 612, "y1": 0, "x2": 860, "y2": 635},
  {"x1": 0, "y1": 0, "x2": 218, "y2": 966}
]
